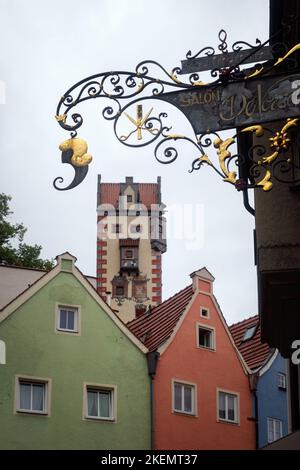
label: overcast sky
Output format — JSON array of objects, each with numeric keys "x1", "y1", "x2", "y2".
[{"x1": 0, "y1": 0, "x2": 269, "y2": 324}]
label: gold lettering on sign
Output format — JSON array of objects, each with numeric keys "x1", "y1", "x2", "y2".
[
  {"x1": 204, "y1": 92, "x2": 212, "y2": 103},
  {"x1": 191, "y1": 94, "x2": 200, "y2": 105},
  {"x1": 245, "y1": 97, "x2": 257, "y2": 117},
  {"x1": 177, "y1": 78, "x2": 299, "y2": 126},
  {"x1": 212, "y1": 90, "x2": 220, "y2": 102},
  {"x1": 179, "y1": 94, "x2": 192, "y2": 107},
  {"x1": 179, "y1": 90, "x2": 220, "y2": 107},
  {"x1": 219, "y1": 95, "x2": 235, "y2": 121}
]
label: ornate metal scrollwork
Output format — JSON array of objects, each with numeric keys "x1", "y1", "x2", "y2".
[
  {"x1": 188, "y1": 118, "x2": 300, "y2": 192},
  {"x1": 54, "y1": 23, "x2": 300, "y2": 202},
  {"x1": 56, "y1": 35, "x2": 295, "y2": 141},
  {"x1": 54, "y1": 136, "x2": 92, "y2": 191},
  {"x1": 186, "y1": 29, "x2": 262, "y2": 61}
]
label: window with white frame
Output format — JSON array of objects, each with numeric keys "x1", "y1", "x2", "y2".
[
  {"x1": 267, "y1": 417, "x2": 283, "y2": 443},
  {"x1": 57, "y1": 306, "x2": 78, "y2": 333},
  {"x1": 200, "y1": 307, "x2": 209, "y2": 318},
  {"x1": 218, "y1": 391, "x2": 238, "y2": 423},
  {"x1": 173, "y1": 381, "x2": 195, "y2": 415},
  {"x1": 86, "y1": 386, "x2": 115, "y2": 420},
  {"x1": 277, "y1": 372, "x2": 286, "y2": 390},
  {"x1": 17, "y1": 379, "x2": 48, "y2": 414},
  {"x1": 198, "y1": 325, "x2": 214, "y2": 349}
]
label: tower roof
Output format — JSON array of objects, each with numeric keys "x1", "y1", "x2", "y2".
[{"x1": 97, "y1": 175, "x2": 162, "y2": 209}]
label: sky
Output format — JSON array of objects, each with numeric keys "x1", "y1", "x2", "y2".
[{"x1": 0, "y1": 0, "x2": 270, "y2": 324}]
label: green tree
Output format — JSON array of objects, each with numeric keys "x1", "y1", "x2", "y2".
[{"x1": 0, "y1": 193, "x2": 54, "y2": 270}]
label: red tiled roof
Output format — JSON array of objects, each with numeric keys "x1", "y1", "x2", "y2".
[
  {"x1": 229, "y1": 315, "x2": 272, "y2": 371},
  {"x1": 99, "y1": 182, "x2": 159, "y2": 209},
  {"x1": 99, "y1": 183, "x2": 120, "y2": 206},
  {"x1": 139, "y1": 184, "x2": 159, "y2": 208},
  {"x1": 128, "y1": 285, "x2": 194, "y2": 351}
]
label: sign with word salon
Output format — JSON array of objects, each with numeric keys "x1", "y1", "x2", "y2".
[{"x1": 160, "y1": 73, "x2": 300, "y2": 134}]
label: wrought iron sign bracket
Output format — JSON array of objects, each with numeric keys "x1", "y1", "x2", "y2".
[{"x1": 54, "y1": 25, "x2": 300, "y2": 216}]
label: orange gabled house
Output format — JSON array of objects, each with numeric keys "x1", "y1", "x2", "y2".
[{"x1": 128, "y1": 268, "x2": 255, "y2": 450}]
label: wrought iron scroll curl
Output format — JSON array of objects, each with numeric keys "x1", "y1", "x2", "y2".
[
  {"x1": 55, "y1": 46, "x2": 299, "y2": 139},
  {"x1": 55, "y1": 35, "x2": 300, "y2": 137},
  {"x1": 183, "y1": 25, "x2": 300, "y2": 83},
  {"x1": 188, "y1": 119, "x2": 300, "y2": 192},
  {"x1": 54, "y1": 135, "x2": 92, "y2": 191},
  {"x1": 186, "y1": 29, "x2": 263, "y2": 61},
  {"x1": 112, "y1": 98, "x2": 171, "y2": 148},
  {"x1": 54, "y1": 21, "x2": 300, "y2": 193}
]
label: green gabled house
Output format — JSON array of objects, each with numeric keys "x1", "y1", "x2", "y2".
[{"x1": 0, "y1": 253, "x2": 150, "y2": 449}]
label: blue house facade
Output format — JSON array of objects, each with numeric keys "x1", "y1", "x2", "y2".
[
  {"x1": 256, "y1": 351, "x2": 289, "y2": 447},
  {"x1": 230, "y1": 316, "x2": 289, "y2": 448}
]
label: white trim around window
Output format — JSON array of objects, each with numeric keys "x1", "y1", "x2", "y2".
[
  {"x1": 196, "y1": 323, "x2": 216, "y2": 351},
  {"x1": 267, "y1": 417, "x2": 283, "y2": 443},
  {"x1": 83, "y1": 382, "x2": 117, "y2": 422},
  {"x1": 15, "y1": 375, "x2": 51, "y2": 416},
  {"x1": 200, "y1": 307, "x2": 210, "y2": 319},
  {"x1": 217, "y1": 388, "x2": 240, "y2": 425},
  {"x1": 55, "y1": 303, "x2": 81, "y2": 335},
  {"x1": 171, "y1": 379, "x2": 197, "y2": 417},
  {"x1": 277, "y1": 372, "x2": 287, "y2": 390}
]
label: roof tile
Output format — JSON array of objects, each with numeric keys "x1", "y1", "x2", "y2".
[
  {"x1": 229, "y1": 315, "x2": 271, "y2": 370},
  {"x1": 99, "y1": 182, "x2": 159, "y2": 209},
  {"x1": 128, "y1": 284, "x2": 194, "y2": 351},
  {"x1": 99, "y1": 183, "x2": 120, "y2": 206}
]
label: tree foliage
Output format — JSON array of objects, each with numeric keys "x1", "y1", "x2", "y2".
[{"x1": 0, "y1": 193, "x2": 54, "y2": 270}]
